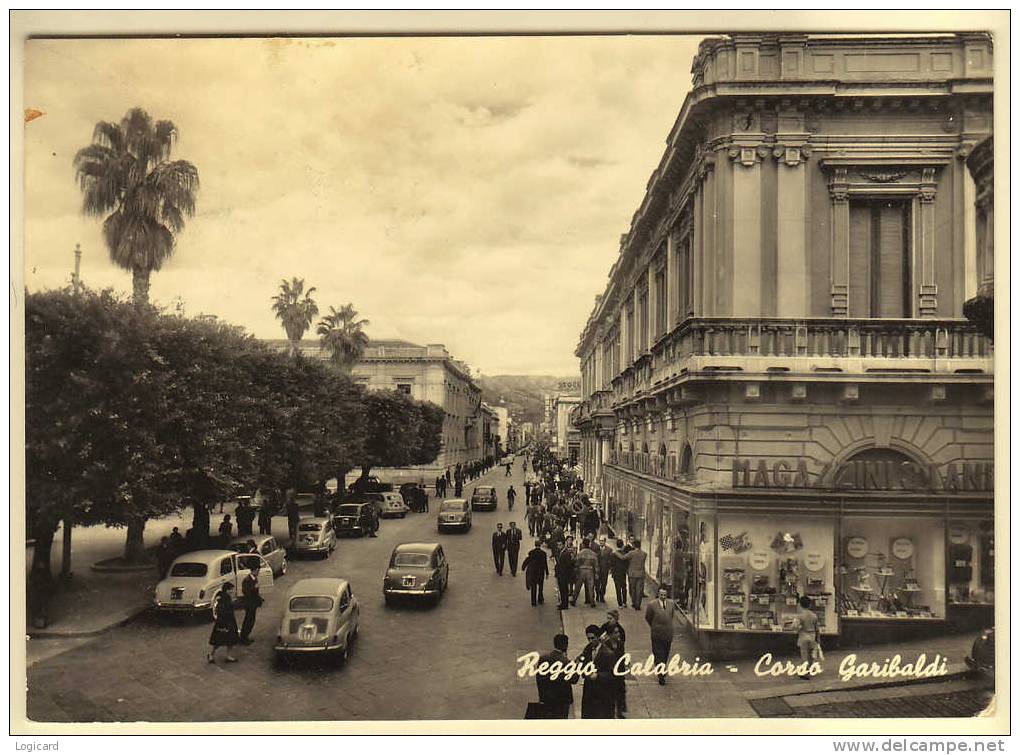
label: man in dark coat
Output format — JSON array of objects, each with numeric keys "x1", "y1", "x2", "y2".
[
  {"x1": 257, "y1": 498, "x2": 273, "y2": 536},
  {"x1": 576, "y1": 624, "x2": 618, "y2": 719},
  {"x1": 593, "y1": 534, "x2": 613, "y2": 604},
  {"x1": 156, "y1": 537, "x2": 174, "y2": 579},
  {"x1": 521, "y1": 541, "x2": 549, "y2": 606},
  {"x1": 491, "y1": 523, "x2": 508, "y2": 575},
  {"x1": 644, "y1": 586, "x2": 680, "y2": 685},
  {"x1": 555, "y1": 536, "x2": 576, "y2": 610},
  {"x1": 236, "y1": 500, "x2": 255, "y2": 537},
  {"x1": 610, "y1": 539, "x2": 630, "y2": 608},
  {"x1": 535, "y1": 634, "x2": 578, "y2": 719},
  {"x1": 238, "y1": 565, "x2": 262, "y2": 644},
  {"x1": 505, "y1": 521, "x2": 524, "y2": 576}
]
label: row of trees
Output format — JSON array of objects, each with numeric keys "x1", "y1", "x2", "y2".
[
  {"x1": 271, "y1": 277, "x2": 370, "y2": 371},
  {"x1": 26, "y1": 287, "x2": 445, "y2": 579}
]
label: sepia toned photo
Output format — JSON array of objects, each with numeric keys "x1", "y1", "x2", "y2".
[{"x1": 11, "y1": 11, "x2": 1007, "y2": 736}]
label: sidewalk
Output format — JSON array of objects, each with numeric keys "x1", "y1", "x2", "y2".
[{"x1": 557, "y1": 580, "x2": 981, "y2": 719}]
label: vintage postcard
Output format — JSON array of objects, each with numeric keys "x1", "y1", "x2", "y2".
[{"x1": 10, "y1": 10, "x2": 1009, "y2": 738}]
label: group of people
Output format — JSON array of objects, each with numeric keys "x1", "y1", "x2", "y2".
[{"x1": 434, "y1": 456, "x2": 497, "y2": 499}]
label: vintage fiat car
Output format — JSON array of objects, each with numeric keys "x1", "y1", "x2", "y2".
[
  {"x1": 275, "y1": 578, "x2": 359, "y2": 663},
  {"x1": 292, "y1": 516, "x2": 337, "y2": 558},
  {"x1": 228, "y1": 534, "x2": 287, "y2": 576},
  {"x1": 379, "y1": 491, "x2": 411, "y2": 518},
  {"x1": 437, "y1": 498, "x2": 471, "y2": 533},
  {"x1": 154, "y1": 550, "x2": 274, "y2": 619},
  {"x1": 333, "y1": 502, "x2": 380, "y2": 537},
  {"x1": 383, "y1": 542, "x2": 449, "y2": 606},
  {"x1": 470, "y1": 485, "x2": 498, "y2": 512}
]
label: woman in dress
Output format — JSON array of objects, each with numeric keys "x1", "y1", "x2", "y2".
[{"x1": 208, "y1": 583, "x2": 240, "y2": 664}]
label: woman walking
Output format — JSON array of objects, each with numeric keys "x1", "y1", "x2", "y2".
[{"x1": 207, "y1": 584, "x2": 240, "y2": 664}]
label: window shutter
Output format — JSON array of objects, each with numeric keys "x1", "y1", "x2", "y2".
[
  {"x1": 876, "y1": 202, "x2": 907, "y2": 318},
  {"x1": 848, "y1": 203, "x2": 871, "y2": 318}
]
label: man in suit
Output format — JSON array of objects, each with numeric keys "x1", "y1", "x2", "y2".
[
  {"x1": 491, "y1": 523, "x2": 508, "y2": 575},
  {"x1": 626, "y1": 539, "x2": 648, "y2": 610},
  {"x1": 238, "y1": 565, "x2": 262, "y2": 645},
  {"x1": 644, "y1": 586, "x2": 680, "y2": 685},
  {"x1": 506, "y1": 522, "x2": 524, "y2": 576},
  {"x1": 593, "y1": 535, "x2": 613, "y2": 604},
  {"x1": 535, "y1": 633, "x2": 578, "y2": 719},
  {"x1": 573, "y1": 539, "x2": 599, "y2": 607},
  {"x1": 555, "y1": 536, "x2": 576, "y2": 610},
  {"x1": 610, "y1": 539, "x2": 630, "y2": 608},
  {"x1": 521, "y1": 540, "x2": 549, "y2": 606}
]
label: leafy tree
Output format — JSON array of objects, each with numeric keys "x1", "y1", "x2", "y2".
[
  {"x1": 316, "y1": 303, "x2": 370, "y2": 372},
  {"x1": 271, "y1": 278, "x2": 318, "y2": 356},
  {"x1": 73, "y1": 108, "x2": 199, "y2": 306},
  {"x1": 354, "y1": 391, "x2": 445, "y2": 483}
]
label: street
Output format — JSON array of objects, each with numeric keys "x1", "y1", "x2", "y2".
[{"x1": 27, "y1": 462, "x2": 559, "y2": 722}]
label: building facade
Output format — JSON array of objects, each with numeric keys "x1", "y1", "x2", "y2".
[
  {"x1": 266, "y1": 338, "x2": 485, "y2": 476},
  {"x1": 554, "y1": 394, "x2": 582, "y2": 461},
  {"x1": 574, "y1": 34, "x2": 994, "y2": 653}
]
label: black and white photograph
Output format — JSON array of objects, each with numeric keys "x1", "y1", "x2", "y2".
[{"x1": 11, "y1": 10, "x2": 1007, "y2": 738}]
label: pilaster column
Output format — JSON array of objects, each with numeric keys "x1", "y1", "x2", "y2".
[
  {"x1": 666, "y1": 230, "x2": 678, "y2": 325},
  {"x1": 775, "y1": 138, "x2": 810, "y2": 316},
  {"x1": 646, "y1": 263, "x2": 657, "y2": 346},
  {"x1": 701, "y1": 158, "x2": 717, "y2": 316},
  {"x1": 728, "y1": 144, "x2": 767, "y2": 316},
  {"x1": 829, "y1": 168, "x2": 850, "y2": 316}
]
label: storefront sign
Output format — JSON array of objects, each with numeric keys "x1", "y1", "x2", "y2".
[{"x1": 732, "y1": 458, "x2": 993, "y2": 491}]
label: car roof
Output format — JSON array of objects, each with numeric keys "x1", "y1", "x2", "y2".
[
  {"x1": 171, "y1": 550, "x2": 235, "y2": 564},
  {"x1": 230, "y1": 534, "x2": 272, "y2": 545},
  {"x1": 476, "y1": 485, "x2": 495, "y2": 491},
  {"x1": 392, "y1": 542, "x2": 440, "y2": 554},
  {"x1": 337, "y1": 501, "x2": 369, "y2": 508},
  {"x1": 299, "y1": 516, "x2": 331, "y2": 523},
  {"x1": 287, "y1": 578, "x2": 349, "y2": 598}
]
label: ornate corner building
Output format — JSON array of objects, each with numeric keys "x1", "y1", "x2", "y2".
[{"x1": 573, "y1": 33, "x2": 994, "y2": 654}]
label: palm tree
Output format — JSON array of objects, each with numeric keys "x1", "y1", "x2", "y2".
[
  {"x1": 272, "y1": 278, "x2": 319, "y2": 356},
  {"x1": 73, "y1": 108, "x2": 199, "y2": 305},
  {"x1": 317, "y1": 303, "x2": 370, "y2": 372}
]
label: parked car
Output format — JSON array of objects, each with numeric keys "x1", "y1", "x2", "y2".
[
  {"x1": 470, "y1": 485, "x2": 498, "y2": 512},
  {"x1": 380, "y1": 491, "x2": 411, "y2": 518},
  {"x1": 348, "y1": 476, "x2": 392, "y2": 495},
  {"x1": 275, "y1": 578, "x2": 360, "y2": 663},
  {"x1": 399, "y1": 483, "x2": 429, "y2": 513},
  {"x1": 437, "y1": 498, "x2": 471, "y2": 533},
  {"x1": 228, "y1": 534, "x2": 287, "y2": 576},
  {"x1": 154, "y1": 550, "x2": 274, "y2": 619},
  {"x1": 333, "y1": 502, "x2": 380, "y2": 538},
  {"x1": 965, "y1": 628, "x2": 994, "y2": 677},
  {"x1": 383, "y1": 542, "x2": 449, "y2": 606},
  {"x1": 292, "y1": 516, "x2": 337, "y2": 558}
]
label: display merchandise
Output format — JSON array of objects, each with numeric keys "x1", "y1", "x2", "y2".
[{"x1": 947, "y1": 520, "x2": 994, "y2": 605}]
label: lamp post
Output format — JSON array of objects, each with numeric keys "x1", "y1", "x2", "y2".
[{"x1": 61, "y1": 243, "x2": 82, "y2": 583}]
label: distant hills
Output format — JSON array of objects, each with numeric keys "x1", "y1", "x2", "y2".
[{"x1": 476, "y1": 374, "x2": 579, "y2": 426}]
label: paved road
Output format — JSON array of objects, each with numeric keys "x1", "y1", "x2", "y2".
[{"x1": 27, "y1": 460, "x2": 559, "y2": 722}]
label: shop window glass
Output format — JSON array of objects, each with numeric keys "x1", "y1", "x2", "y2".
[
  {"x1": 839, "y1": 517, "x2": 945, "y2": 620},
  {"x1": 947, "y1": 520, "x2": 994, "y2": 606},
  {"x1": 713, "y1": 515, "x2": 837, "y2": 634},
  {"x1": 696, "y1": 517, "x2": 716, "y2": 630}
]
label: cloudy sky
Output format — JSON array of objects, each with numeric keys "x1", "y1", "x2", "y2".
[{"x1": 23, "y1": 35, "x2": 702, "y2": 375}]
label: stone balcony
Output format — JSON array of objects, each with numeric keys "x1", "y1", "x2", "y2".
[{"x1": 605, "y1": 316, "x2": 992, "y2": 412}]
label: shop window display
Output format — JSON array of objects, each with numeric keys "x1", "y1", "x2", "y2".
[
  {"x1": 696, "y1": 518, "x2": 715, "y2": 630},
  {"x1": 713, "y1": 516, "x2": 837, "y2": 634},
  {"x1": 947, "y1": 520, "x2": 994, "y2": 606},
  {"x1": 839, "y1": 517, "x2": 945, "y2": 620}
]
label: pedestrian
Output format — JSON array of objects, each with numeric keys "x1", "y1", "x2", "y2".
[
  {"x1": 454, "y1": 480, "x2": 463, "y2": 498},
  {"x1": 792, "y1": 594, "x2": 822, "y2": 679},
  {"x1": 594, "y1": 535, "x2": 613, "y2": 604},
  {"x1": 582, "y1": 505, "x2": 600, "y2": 541},
  {"x1": 555, "y1": 536, "x2": 576, "y2": 610},
  {"x1": 576, "y1": 624, "x2": 617, "y2": 719},
  {"x1": 534, "y1": 634, "x2": 578, "y2": 719},
  {"x1": 610, "y1": 539, "x2": 629, "y2": 608},
  {"x1": 644, "y1": 586, "x2": 680, "y2": 685},
  {"x1": 573, "y1": 539, "x2": 598, "y2": 607},
  {"x1": 257, "y1": 499, "x2": 273, "y2": 536},
  {"x1": 237, "y1": 499, "x2": 256, "y2": 536},
  {"x1": 207, "y1": 584, "x2": 240, "y2": 664},
  {"x1": 505, "y1": 462, "x2": 512, "y2": 477},
  {"x1": 506, "y1": 521, "x2": 523, "y2": 576},
  {"x1": 521, "y1": 540, "x2": 549, "y2": 606},
  {"x1": 218, "y1": 515, "x2": 233, "y2": 546},
  {"x1": 601, "y1": 609, "x2": 628, "y2": 717},
  {"x1": 156, "y1": 537, "x2": 174, "y2": 579},
  {"x1": 491, "y1": 523, "x2": 508, "y2": 576},
  {"x1": 626, "y1": 539, "x2": 648, "y2": 610},
  {"x1": 239, "y1": 565, "x2": 263, "y2": 644},
  {"x1": 168, "y1": 526, "x2": 184, "y2": 552},
  {"x1": 286, "y1": 491, "x2": 300, "y2": 543},
  {"x1": 507, "y1": 485, "x2": 517, "y2": 511},
  {"x1": 420, "y1": 483, "x2": 430, "y2": 513}
]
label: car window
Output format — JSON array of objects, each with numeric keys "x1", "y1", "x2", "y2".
[
  {"x1": 441, "y1": 502, "x2": 467, "y2": 512},
  {"x1": 289, "y1": 596, "x2": 333, "y2": 612},
  {"x1": 337, "y1": 505, "x2": 361, "y2": 516},
  {"x1": 338, "y1": 591, "x2": 350, "y2": 611},
  {"x1": 220, "y1": 559, "x2": 233, "y2": 576},
  {"x1": 393, "y1": 553, "x2": 430, "y2": 568},
  {"x1": 298, "y1": 522, "x2": 322, "y2": 532},
  {"x1": 169, "y1": 562, "x2": 207, "y2": 578},
  {"x1": 237, "y1": 555, "x2": 262, "y2": 572},
  {"x1": 261, "y1": 541, "x2": 273, "y2": 555}
]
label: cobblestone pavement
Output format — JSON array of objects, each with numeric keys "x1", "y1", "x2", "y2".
[{"x1": 27, "y1": 462, "x2": 561, "y2": 722}]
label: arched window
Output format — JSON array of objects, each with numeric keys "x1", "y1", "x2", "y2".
[
  {"x1": 680, "y1": 444, "x2": 694, "y2": 478},
  {"x1": 658, "y1": 443, "x2": 667, "y2": 477},
  {"x1": 641, "y1": 442, "x2": 649, "y2": 472}
]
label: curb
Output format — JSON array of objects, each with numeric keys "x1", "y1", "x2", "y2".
[{"x1": 27, "y1": 603, "x2": 152, "y2": 640}]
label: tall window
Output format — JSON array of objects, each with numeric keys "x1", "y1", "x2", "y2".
[
  {"x1": 637, "y1": 289, "x2": 648, "y2": 353},
  {"x1": 677, "y1": 233, "x2": 693, "y2": 320},
  {"x1": 654, "y1": 269, "x2": 666, "y2": 339},
  {"x1": 849, "y1": 199, "x2": 912, "y2": 318},
  {"x1": 625, "y1": 305, "x2": 634, "y2": 363}
]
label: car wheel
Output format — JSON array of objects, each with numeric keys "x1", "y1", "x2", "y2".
[
  {"x1": 401, "y1": 513, "x2": 407, "y2": 519},
  {"x1": 280, "y1": 558, "x2": 287, "y2": 575},
  {"x1": 339, "y1": 643, "x2": 350, "y2": 665},
  {"x1": 209, "y1": 591, "x2": 222, "y2": 622}
]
